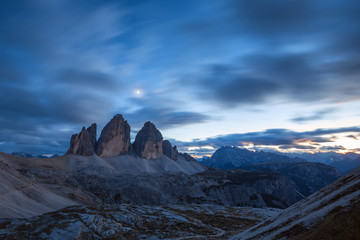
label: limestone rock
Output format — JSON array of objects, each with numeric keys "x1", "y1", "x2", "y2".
[
  {"x1": 180, "y1": 152, "x2": 196, "y2": 162},
  {"x1": 162, "y1": 140, "x2": 178, "y2": 160},
  {"x1": 87, "y1": 123, "x2": 97, "y2": 149},
  {"x1": 133, "y1": 121, "x2": 163, "y2": 159},
  {"x1": 67, "y1": 124, "x2": 96, "y2": 156},
  {"x1": 96, "y1": 114, "x2": 131, "y2": 158}
]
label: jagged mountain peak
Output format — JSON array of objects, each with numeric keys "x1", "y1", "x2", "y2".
[
  {"x1": 66, "y1": 114, "x2": 189, "y2": 160},
  {"x1": 96, "y1": 114, "x2": 131, "y2": 157},
  {"x1": 66, "y1": 124, "x2": 96, "y2": 156},
  {"x1": 133, "y1": 121, "x2": 163, "y2": 159}
]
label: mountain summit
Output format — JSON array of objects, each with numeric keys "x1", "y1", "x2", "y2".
[
  {"x1": 66, "y1": 124, "x2": 97, "y2": 156},
  {"x1": 133, "y1": 121, "x2": 163, "y2": 159},
  {"x1": 96, "y1": 114, "x2": 131, "y2": 157},
  {"x1": 67, "y1": 114, "x2": 184, "y2": 161}
]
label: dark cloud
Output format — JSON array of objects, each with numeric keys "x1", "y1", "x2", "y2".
[
  {"x1": 291, "y1": 108, "x2": 337, "y2": 123},
  {"x1": 232, "y1": 0, "x2": 313, "y2": 35},
  {"x1": 180, "y1": 0, "x2": 360, "y2": 106},
  {"x1": 0, "y1": 1, "x2": 124, "y2": 154},
  {"x1": 55, "y1": 69, "x2": 121, "y2": 91},
  {"x1": 279, "y1": 145, "x2": 317, "y2": 150},
  {"x1": 186, "y1": 49, "x2": 359, "y2": 106},
  {"x1": 319, "y1": 145, "x2": 346, "y2": 151},
  {"x1": 126, "y1": 108, "x2": 210, "y2": 129},
  {"x1": 174, "y1": 126, "x2": 360, "y2": 154},
  {"x1": 346, "y1": 135, "x2": 358, "y2": 140},
  {"x1": 120, "y1": 96, "x2": 211, "y2": 129}
]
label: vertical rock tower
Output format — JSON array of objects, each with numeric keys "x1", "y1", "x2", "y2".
[
  {"x1": 162, "y1": 140, "x2": 178, "y2": 160},
  {"x1": 96, "y1": 114, "x2": 131, "y2": 158},
  {"x1": 67, "y1": 114, "x2": 185, "y2": 160},
  {"x1": 67, "y1": 124, "x2": 97, "y2": 156},
  {"x1": 133, "y1": 121, "x2": 163, "y2": 159}
]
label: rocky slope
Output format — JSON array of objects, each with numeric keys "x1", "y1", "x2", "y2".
[
  {"x1": 230, "y1": 166, "x2": 360, "y2": 240},
  {"x1": 0, "y1": 157, "x2": 80, "y2": 218},
  {"x1": 64, "y1": 169, "x2": 300, "y2": 208},
  {"x1": 240, "y1": 162, "x2": 342, "y2": 197},
  {"x1": 0, "y1": 152, "x2": 300, "y2": 209}
]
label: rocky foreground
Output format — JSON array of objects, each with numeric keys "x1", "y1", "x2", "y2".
[{"x1": 0, "y1": 204, "x2": 281, "y2": 239}]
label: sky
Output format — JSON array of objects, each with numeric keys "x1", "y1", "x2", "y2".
[{"x1": 1, "y1": 0, "x2": 360, "y2": 156}]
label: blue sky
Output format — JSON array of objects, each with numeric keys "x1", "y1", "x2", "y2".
[{"x1": 1, "y1": 0, "x2": 360, "y2": 156}]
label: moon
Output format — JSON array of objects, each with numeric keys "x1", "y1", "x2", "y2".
[{"x1": 134, "y1": 89, "x2": 143, "y2": 97}]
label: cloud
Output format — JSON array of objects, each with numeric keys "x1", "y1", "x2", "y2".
[
  {"x1": 119, "y1": 95, "x2": 211, "y2": 129},
  {"x1": 54, "y1": 69, "x2": 121, "y2": 91},
  {"x1": 185, "y1": 49, "x2": 360, "y2": 106},
  {"x1": 126, "y1": 108, "x2": 210, "y2": 129},
  {"x1": 174, "y1": 126, "x2": 360, "y2": 155},
  {"x1": 319, "y1": 145, "x2": 346, "y2": 151},
  {"x1": 0, "y1": 1, "x2": 127, "y2": 154},
  {"x1": 179, "y1": 0, "x2": 360, "y2": 106},
  {"x1": 346, "y1": 135, "x2": 358, "y2": 140},
  {"x1": 291, "y1": 108, "x2": 337, "y2": 123}
]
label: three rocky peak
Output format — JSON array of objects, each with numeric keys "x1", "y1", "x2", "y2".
[{"x1": 67, "y1": 114, "x2": 184, "y2": 160}]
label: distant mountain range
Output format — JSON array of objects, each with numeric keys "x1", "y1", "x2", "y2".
[
  {"x1": 11, "y1": 152, "x2": 59, "y2": 159},
  {"x1": 284, "y1": 151, "x2": 359, "y2": 164},
  {"x1": 283, "y1": 151, "x2": 360, "y2": 174},
  {"x1": 201, "y1": 146, "x2": 342, "y2": 198},
  {"x1": 202, "y1": 146, "x2": 305, "y2": 169}
]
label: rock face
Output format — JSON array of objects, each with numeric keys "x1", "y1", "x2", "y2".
[
  {"x1": 241, "y1": 162, "x2": 342, "y2": 197},
  {"x1": 180, "y1": 152, "x2": 197, "y2": 162},
  {"x1": 87, "y1": 123, "x2": 97, "y2": 149},
  {"x1": 162, "y1": 140, "x2": 178, "y2": 160},
  {"x1": 133, "y1": 121, "x2": 163, "y2": 159},
  {"x1": 96, "y1": 114, "x2": 131, "y2": 158},
  {"x1": 67, "y1": 124, "x2": 97, "y2": 156}
]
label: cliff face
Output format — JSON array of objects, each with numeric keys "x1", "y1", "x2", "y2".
[
  {"x1": 67, "y1": 124, "x2": 96, "y2": 156},
  {"x1": 96, "y1": 114, "x2": 131, "y2": 158},
  {"x1": 162, "y1": 140, "x2": 178, "y2": 160},
  {"x1": 133, "y1": 121, "x2": 163, "y2": 159}
]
